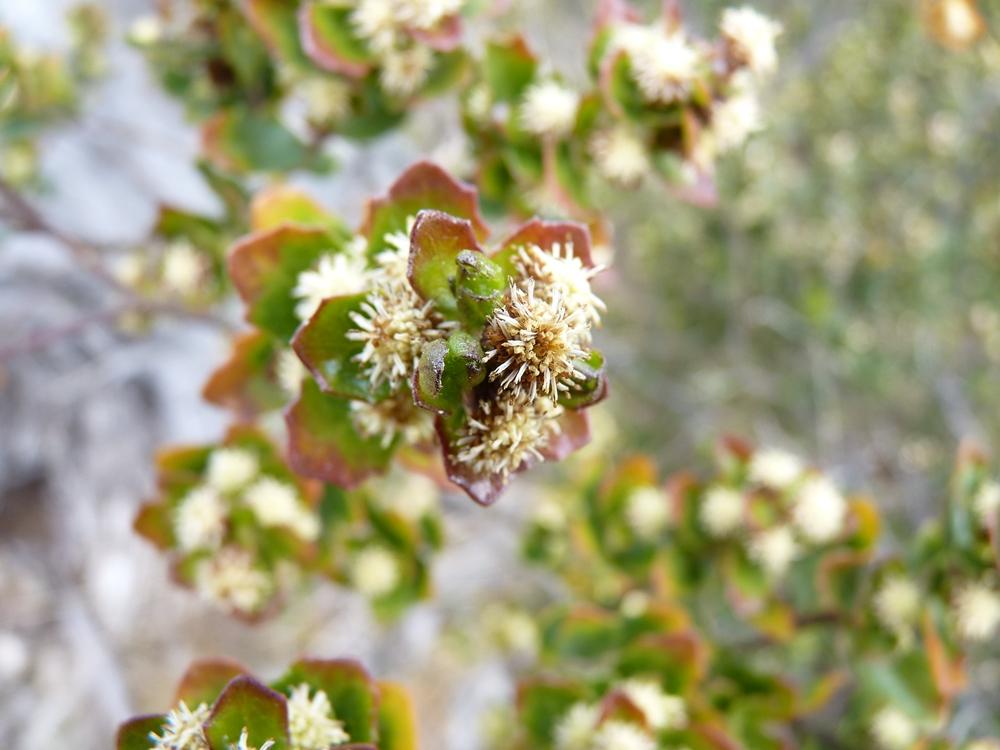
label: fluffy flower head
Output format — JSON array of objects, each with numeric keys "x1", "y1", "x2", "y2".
[
  {"x1": 149, "y1": 701, "x2": 211, "y2": 750},
  {"x1": 628, "y1": 29, "x2": 701, "y2": 104},
  {"x1": 700, "y1": 485, "x2": 744, "y2": 538},
  {"x1": 873, "y1": 575, "x2": 921, "y2": 631},
  {"x1": 619, "y1": 679, "x2": 686, "y2": 730},
  {"x1": 590, "y1": 127, "x2": 650, "y2": 186},
  {"x1": 954, "y1": 581, "x2": 1000, "y2": 641},
  {"x1": 749, "y1": 448, "x2": 803, "y2": 490},
  {"x1": 454, "y1": 397, "x2": 563, "y2": 480},
  {"x1": 293, "y1": 253, "x2": 367, "y2": 322},
  {"x1": 792, "y1": 475, "x2": 847, "y2": 543},
  {"x1": 871, "y1": 706, "x2": 918, "y2": 750},
  {"x1": 625, "y1": 486, "x2": 671, "y2": 538},
  {"x1": 520, "y1": 80, "x2": 579, "y2": 139},
  {"x1": 749, "y1": 525, "x2": 799, "y2": 578},
  {"x1": 554, "y1": 703, "x2": 599, "y2": 750},
  {"x1": 352, "y1": 546, "x2": 400, "y2": 597},
  {"x1": 720, "y1": 6, "x2": 782, "y2": 76},
  {"x1": 196, "y1": 547, "x2": 272, "y2": 614},
  {"x1": 206, "y1": 448, "x2": 259, "y2": 493},
  {"x1": 174, "y1": 486, "x2": 227, "y2": 552},
  {"x1": 243, "y1": 477, "x2": 319, "y2": 541},
  {"x1": 287, "y1": 683, "x2": 350, "y2": 750}
]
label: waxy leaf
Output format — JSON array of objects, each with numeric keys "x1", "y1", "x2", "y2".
[
  {"x1": 408, "y1": 209, "x2": 486, "y2": 315},
  {"x1": 454, "y1": 249, "x2": 506, "y2": 327},
  {"x1": 202, "y1": 330, "x2": 286, "y2": 417},
  {"x1": 298, "y1": 3, "x2": 373, "y2": 77},
  {"x1": 483, "y1": 36, "x2": 538, "y2": 102},
  {"x1": 205, "y1": 675, "x2": 289, "y2": 750},
  {"x1": 250, "y1": 184, "x2": 345, "y2": 233},
  {"x1": 413, "y1": 331, "x2": 486, "y2": 414},
  {"x1": 117, "y1": 715, "x2": 167, "y2": 750},
  {"x1": 516, "y1": 679, "x2": 585, "y2": 744},
  {"x1": 176, "y1": 659, "x2": 248, "y2": 709},
  {"x1": 377, "y1": 681, "x2": 418, "y2": 750},
  {"x1": 242, "y1": 0, "x2": 309, "y2": 66}
]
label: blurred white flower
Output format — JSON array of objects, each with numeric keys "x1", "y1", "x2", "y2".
[
  {"x1": 149, "y1": 701, "x2": 211, "y2": 750},
  {"x1": 287, "y1": 683, "x2": 350, "y2": 750},
  {"x1": 590, "y1": 127, "x2": 649, "y2": 186},
  {"x1": 620, "y1": 590, "x2": 650, "y2": 618},
  {"x1": 396, "y1": 0, "x2": 464, "y2": 29},
  {"x1": 554, "y1": 703, "x2": 599, "y2": 750},
  {"x1": 174, "y1": 486, "x2": 227, "y2": 552},
  {"x1": 749, "y1": 525, "x2": 799, "y2": 578},
  {"x1": 532, "y1": 499, "x2": 567, "y2": 530},
  {"x1": 206, "y1": 448, "x2": 260, "y2": 493},
  {"x1": 243, "y1": 477, "x2": 319, "y2": 541},
  {"x1": 619, "y1": 679, "x2": 686, "y2": 730},
  {"x1": 276, "y1": 349, "x2": 308, "y2": 397},
  {"x1": 382, "y1": 473, "x2": 439, "y2": 520},
  {"x1": 112, "y1": 253, "x2": 144, "y2": 287},
  {"x1": 700, "y1": 486, "x2": 744, "y2": 538},
  {"x1": 129, "y1": 15, "x2": 163, "y2": 45},
  {"x1": 871, "y1": 706, "x2": 918, "y2": 750},
  {"x1": 301, "y1": 76, "x2": 352, "y2": 123},
  {"x1": 954, "y1": 581, "x2": 1000, "y2": 641},
  {"x1": 974, "y1": 480, "x2": 1000, "y2": 526},
  {"x1": 873, "y1": 575, "x2": 921, "y2": 631},
  {"x1": 162, "y1": 242, "x2": 206, "y2": 296},
  {"x1": 350, "y1": 0, "x2": 397, "y2": 52},
  {"x1": 720, "y1": 6, "x2": 782, "y2": 76},
  {"x1": 351, "y1": 547, "x2": 400, "y2": 597},
  {"x1": 380, "y1": 44, "x2": 434, "y2": 98},
  {"x1": 520, "y1": 80, "x2": 579, "y2": 139},
  {"x1": 496, "y1": 609, "x2": 539, "y2": 655},
  {"x1": 749, "y1": 448, "x2": 803, "y2": 490},
  {"x1": 625, "y1": 486, "x2": 671, "y2": 538},
  {"x1": 792, "y1": 475, "x2": 847, "y2": 543},
  {"x1": 0, "y1": 631, "x2": 29, "y2": 684},
  {"x1": 196, "y1": 548, "x2": 272, "y2": 614},
  {"x1": 712, "y1": 92, "x2": 763, "y2": 152},
  {"x1": 592, "y1": 720, "x2": 655, "y2": 750},
  {"x1": 628, "y1": 29, "x2": 701, "y2": 104},
  {"x1": 293, "y1": 253, "x2": 367, "y2": 322}
]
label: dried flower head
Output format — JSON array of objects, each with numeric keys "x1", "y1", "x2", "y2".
[
  {"x1": 482, "y1": 281, "x2": 588, "y2": 402},
  {"x1": 149, "y1": 701, "x2": 211, "y2": 750},
  {"x1": 243, "y1": 477, "x2": 319, "y2": 541},
  {"x1": 954, "y1": 580, "x2": 1000, "y2": 641},
  {"x1": 700, "y1": 485, "x2": 744, "y2": 538},
  {"x1": 174, "y1": 486, "x2": 227, "y2": 552},
  {"x1": 293, "y1": 253, "x2": 367, "y2": 322},
  {"x1": 206, "y1": 448, "x2": 260, "y2": 493},
  {"x1": 287, "y1": 683, "x2": 350, "y2": 750},
  {"x1": 514, "y1": 243, "x2": 605, "y2": 329},
  {"x1": 454, "y1": 397, "x2": 563, "y2": 480},
  {"x1": 350, "y1": 393, "x2": 436, "y2": 449},
  {"x1": 720, "y1": 6, "x2": 782, "y2": 76},
  {"x1": 519, "y1": 80, "x2": 580, "y2": 139},
  {"x1": 590, "y1": 126, "x2": 650, "y2": 186},
  {"x1": 195, "y1": 547, "x2": 272, "y2": 614}
]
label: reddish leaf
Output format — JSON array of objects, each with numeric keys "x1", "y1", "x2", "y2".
[
  {"x1": 408, "y1": 209, "x2": 486, "y2": 314},
  {"x1": 117, "y1": 715, "x2": 167, "y2": 750},
  {"x1": 176, "y1": 659, "x2": 248, "y2": 709},
  {"x1": 202, "y1": 330, "x2": 284, "y2": 418},
  {"x1": 134, "y1": 501, "x2": 174, "y2": 549},
  {"x1": 205, "y1": 675, "x2": 289, "y2": 750},
  {"x1": 298, "y1": 3, "x2": 373, "y2": 77}
]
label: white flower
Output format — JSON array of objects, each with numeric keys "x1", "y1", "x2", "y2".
[
  {"x1": 129, "y1": 15, "x2": 163, "y2": 45},
  {"x1": 720, "y1": 7, "x2": 782, "y2": 77},
  {"x1": 149, "y1": 701, "x2": 211, "y2": 750},
  {"x1": 395, "y1": 0, "x2": 464, "y2": 30},
  {"x1": 749, "y1": 525, "x2": 799, "y2": 578},
  {"x1": 301, "y1": 76, "x2": 352, "y2": 123},
  {"x1": 592, "y1": 720, "x2": 655, "y2": 750},
  {"x1": 196, "y1": 547, "x2": 273, "y2": 614},
  {"x1": 350, "y1": 0, "x2": 398, "y2": 52},
  {"x1": 712, "y1": 91, "x2": 763, "y2": 152},
  {"x1": 590, "y1": 127, "x2": 650, "y2": 185},
  {"x1": 514, "y1": 243, "x2": 605, "y2": 330},
  {"x1": 351, "y1": 546, "x2": 400, "y2": 597},
  {"x1": 871, "y1": 706, "x2": 918, "y2": 750},
  {"x1": 206, "y1": 448, "x2": 259, "y2": 493},
  {"x1": 554, "y1": 703, "x2": 599, "y2": 750},
  {"x1": 940, "y1": 0, "x2": 983, "y2": 45},
  {"x1": 276, "y1": 349, "x2": 307, "y2": 396},
  {"x1": 380, "y1": 44, "x2": 434, "y2": 98},
  {"x1": 454, "y1": 397, "x2": 563, "y2": 480},
  {"x1": 113, "y1": 253, "x2": 144, "y2": 287},
  {"x1": 293, "y1": 253, "x2": 367, "y2": 322},
  {"x1": 625, "y1": 486, "x2": 671, "y2": 538},
  {"x1": 243, "y1": 477, "x2": 319, "y2": 541},
  {"x1": 520, "y1": 80, "x2": 579, "y2": 139},
  {"x1": 162, "y1": 241, "x2": 206, "y2": 295},
  {"x1": 628, "y1": 29, "x2": 702, "y2": 104},
  {"x1": 974, "y1": 480, "x2": 1000, "y2": 526},
  {"x1": 620, "y1": 590, "x2": 650, "y2": 618},
  {"x1": 174, "y1": 486, "x2": 227, "y2": 552},
  {"x1": 619, "y1": 679, "x2": 686, "y2": 730},
  {"x1": 873, "y1": 575, "x2": 921, "y2": 631},
  {"x1": 792, "y1": 476, "x2": 847, "y2": 544},
  {"x1": 532, "y1": 499, "x2": 567, "y2": 530},
  {"x1": 287, "y1": 683, "x2": 350, "y2": 750},
  {"x1": 700, "y1": 486, "x2": 744, "y2": 538},
  {"x1": 497, "y1": 610, "x2": 539, "y2": 655},
  {"x1": 954, "y1": 581, "x2": 1000, "y2": 641},
  {"x1": 381, "y1": 473, "x2": 439, "y2": 520},
  {"x1": 749, "y1": 448, "x2": 803, "y2": 490},
  {"x1": 231, "y1": 727, "x2": 276, "y2": 750}
]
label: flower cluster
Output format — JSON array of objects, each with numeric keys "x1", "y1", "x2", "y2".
[{"x1": 118, "y1": 658, "x2": 415, "y2": 750}]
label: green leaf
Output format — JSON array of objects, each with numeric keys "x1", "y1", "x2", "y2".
[
  {"x1": 285, "y1": 380, "x2": 395, "y2": 488},
  {"x1": 292, "y1": 293, "x2": 384, "y2": 401},
  {"x1": 484, "y1": 36, "x2": 538, "y2": 102},
  {"x1": 516, "y1": 679, "x2": 584, "y2": 744},
  {"x1": 271, "y1": 659, "x2": 377, "y2": 743},
  {"x1": 299, "y1": 3, "x2": 374, "y2": 77},
  {"x1": 202, "y1": 330, "x2": 286, "y2": 417},
  {"x1": 413, "y1": 331, "x2": 486, "y2": 413},
  {"x1": 377, "y1": 681, "x2": 418, "y2": 750},
  {"x1": 559, "y1": 350, "x2": 608, "y2": 409},
  {"x1": 176, "y1": 660, "x2": 248, "y2": 709},
  {"x1": 242, "y1": 0, "x2": 309, "y2": 67},
  {"x1": 117, "y1": 715, "x2": 167, "y2": 750},
  {"x1": 408, "y1": 209, "x2": 486, "y2": 315},
  {"x1": 228, "y1": 225, "x2": 339, "y2": 341},
  {"x1": 250, "y1": 184, "x2": 346, "y2": 234},
  {"x1": 205, "y1": 676, "x2": 289, "y2": 750},
  {"x1": 454, "y1": 249, "x2": 506, "y2": 328}
]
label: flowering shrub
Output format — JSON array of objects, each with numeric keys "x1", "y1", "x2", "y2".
[
  {"x1": 511, "y1": 439, "x2": 1000, "y2": 748},
  {"x1": 135, "y1": 427, "x2": 442, "y2": 619},
  {"x1": 117, "y1": 657, "x2": 416, "y2": 750}
]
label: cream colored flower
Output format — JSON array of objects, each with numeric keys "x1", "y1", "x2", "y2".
[
  {"x1": 113, "y1": 253, "x2": 144, "y2": 287},
  {"x1": 628, "y1": 29, "x2": 702, "y2": 104},
  {"x1": 162, "y1": 241, "x2": 206, "y2": 295},
  {"x1": 350, "y1": 0, "x2": 397, "y2": 52},
  {"x1": 873, "y1": 575, "x2": 921, "y2": 631},
  {"x1": 974, "y1": 480, "x2": 1000, "y2": 526},
  {"x1": 196, "y1": 547, "x2": 273, "y2": 614},
  {"x1": 243, "y1": 477, "x2": 319, "y2": 541},
  {"x1": 293, "y1": 253, "x2": 367, "y2": 322},
  {"x1": 720, "y1": 6, "x2": 782, "y2": 76},
  {"x1": 871, "y1": 706, "x2": 918, "y2": 750},
  {"x1": 700, "y1": 486, "x2": 744, "y2": 538},
  {"x1": 954, "y1": 581, "x2": 1000, "y2": 641},
  {"x1": 379, "y1": 472, "x2": 439, "y2": 520},
  {"x1": 276, "y1": 349, "x2": 308, "y2": 397},
  {"x1": 619, "y1": 679, "x2": 686, "y2": 730},
  {"x1": 300, "y1": 76, "x2": 352, "y2": 123},
  {"x1": 792, "y1": 475, "x2": 847, "y2": 544},
  {"x1": 514, "y1": 242, "x2": 605, "y2": 330},
  {"x1": 351, "y1": 546, "x2": 400, "y2": 597},
  {"x1": 590, "y1": 126, "x2": 650, "y2": 186},
  {"x1": 395, "y1": 0, "x2": 464, "y2": 30},
  {"x1": 287, "y1": 683, "x2": 350, "y2": 750},
  {"x1": 554, "y1": 703, "x2": 599, "y2": 750},
  {"x1": 350, "y1": 393, "x2": 436, "y2": 449},
  {"x1": 174, "y1": 486, "x2": 227, "y2": 552},
  {"x1": 453, "y1": 397, "x2": 563, "y2": 480},
  {"x1": 625, "y1": 486, "x2": 671, "y2": 538},
  {"x1": 532, "y1": 499, "x2": 567, "y2": 530},
  {"x1": 149, "y1": 701, "x2": 211, "y2": 750},
  {"x1": 380, "y1": 44, "x2": 434, "y2": 98},
  {"x1": 712, "y1": 91, "x2": 763, "y2": 152},
  {"x1": 749, "y1": 448, "x2": 803, "y2": 490},
  {"x1": 206, "y1": 448, "x2": 259, "y2": 493},
  {"x1": 592, "y1": 720, "x2": 655, "y2": 750},
  {"x1": 520, "y1": 80, "x2": 579, "y2": 139},
  {"x1": 129, "y1": 15, "x2": 163, "y2": 46},
  {"x1": 749, "y1": 525, "x2": 799, "y2": 578}
]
